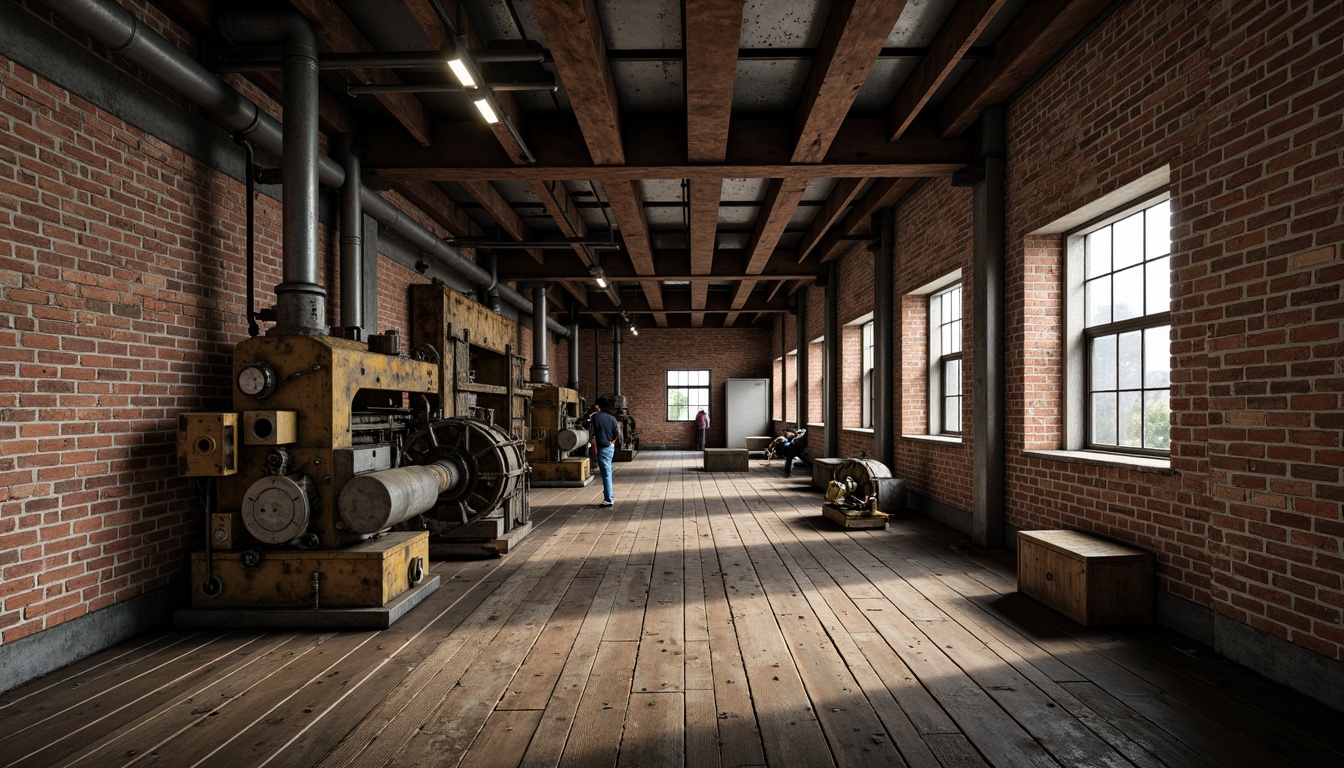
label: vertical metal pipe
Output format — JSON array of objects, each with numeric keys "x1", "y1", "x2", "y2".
[
  {"x1": 218, "y1": 10, "x2": 326, "y2": 336},
  {"x1": 873, "y1": 208, "x2": 895, "y2": 469},
  {"x1": 567, "y1": 308, "x2": 580, "y2": 390},
  {"x1": 335, "y1": 134, "x2": 362, "y2": 336},
  {"x1": 593, "y1": 329, "x2": 601, "y2": 402},
  {"x1": 529, "y1": 284, "x2": 549, "y2": 383},
  {"x1": 824, "y1": 262, "x2": 839, "y2": 457},
  {"x1": 612, "y1": 325, "x2": 623, "y2": 397},
  {"x1": 973, "y1": 105, "x2": 1007, "y2": 548},
  {"x1": 361, "y1": 213, "x2": 379, "y2": 332}
]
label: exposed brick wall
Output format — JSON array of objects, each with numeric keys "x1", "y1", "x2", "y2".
[
  {"x1": 576, "y1": 326, "x2": 772, "y2": 448},
  {"x1": 1004, "y1": 0, "x2": 1344, "y2": 660},
  {"x1": 835, "y1": 240, "x2": 875, "y2": 457},
  {"x1": 893, "y1": 179, "x2": 974, "y2": 512}
]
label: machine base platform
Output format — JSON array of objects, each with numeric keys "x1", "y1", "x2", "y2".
[
  {"x1": 174, "y1": 575, "x2": 439, "y2": 630},
  {"x1": 530, "y1": 459, "x2": 594, "y2": 487},
  {"x1": 822, "y1": 502, "x2": 889, "y2": 530},
  {"x1": 430, "y1": 520, "x2": 533, "y2": 559},
  {"x1": 614, "y1": 448, "x2": 637, "y2": 462}
]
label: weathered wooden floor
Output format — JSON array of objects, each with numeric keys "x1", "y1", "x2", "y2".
[{"x1": 3, "y1": 451, "x2": 1342, "y2": 768}]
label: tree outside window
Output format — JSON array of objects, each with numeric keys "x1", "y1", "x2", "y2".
[{"x1": 666, "y1": 369, "x2": 710, "y2": 421}]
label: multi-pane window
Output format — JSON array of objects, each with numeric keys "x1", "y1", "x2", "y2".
[
  {"x1": 861, "y1": 321, "x2": 874, "y2": 428},
  {"x1": 929, "y1": 285, "x2": 963, "y2": 435},
  {"x1": 1082, "y1": 198, "x2": 1171, "y2": 452},
  {"x1": 666, "y1": 369, "x2": 709, "y2": 421}
]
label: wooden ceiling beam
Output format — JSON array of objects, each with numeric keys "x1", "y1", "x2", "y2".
[
  {"x1": 690, "y1": 179, "x2": 721, "y2": 313},
  {"x1": 288, "y1": 0, "x2": 432, "y2": 146},
  {"x1": 363, "y1": 116, "x2": 971, "y2": 182},
  {"x1": 603, "y1": 180, "x2": 666, "y2": 318},
  {"x1": 460, "y1": 181, "x2": 542, "y2": 264},
  {"x1": 793, "y1": 0, "x2": 911, "y2": 163},
  {"x1": 815, "y1": 178, "x2": 918, "y2": 262},
  {"x1": 888, "y1": 0, "x2": 1010, "y2": 142},
  {"x1": 939, "y1": 0, "x2": 1116, "y2": 137},
  {"x1": 795, "y1": 178, "x2": 865, "y2": 263},
  {"x1": 390, "y1": 179, "x2": 483, "y2": 238},
  {"x1": 496, "y1": 249, "x2": 825, "y2": 282},
  {"x1": 685, "y1": 0, "x2": 745, "y2": 163},
  {"x1": 531, "y1": 0, "x2": 625, "y2": 166},
  {"x1": 583, "y1": 292, "x2": 790, "y2": 315}
]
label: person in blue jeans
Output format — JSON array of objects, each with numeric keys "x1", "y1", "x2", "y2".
[
  {"x1": 772, "y1": 428, "x2": 807, "y2": 477},
  {"x1": 588, "y1": 397, "x2": 621, "y2": 506}
]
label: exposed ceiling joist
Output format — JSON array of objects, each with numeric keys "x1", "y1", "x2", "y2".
[{"x1": 887, "y1": 0, "x2": 1010, "y2": 142}]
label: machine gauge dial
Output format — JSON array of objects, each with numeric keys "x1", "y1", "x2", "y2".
[{"x1": 237, "y1": 362, "x2": 277, "y2": 399}]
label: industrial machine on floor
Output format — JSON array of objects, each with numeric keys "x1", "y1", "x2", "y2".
[
  {"x1": 599, "y1": 393, "x2": 640, "y2": 461},
  {"x1": 822, "y1": 458, "x2": 906, "y2": 529},
  {"x1": 527, "y1": 383, "x2": 591, "y2": 486},
  {"x1": 177, "y1": 321, "x2": 531, "y2": 628}
]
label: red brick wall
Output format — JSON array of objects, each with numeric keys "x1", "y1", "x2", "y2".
[
  {"x1": 894, "y1": 179, "x2": 975, "y2": 512},
  {"x1": 1004, "y1": 0, "x2": 1344, "y2": 660},
  {"x1": 836, "y1": 242, "x2": 875, "y2": 458},
  {"x1": 577, "y1": 326, "x2": 772, "y2": 448}
]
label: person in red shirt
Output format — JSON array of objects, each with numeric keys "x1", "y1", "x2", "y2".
[{"x1": 695, "y1": 409, "x2": 709, "y2": 451}]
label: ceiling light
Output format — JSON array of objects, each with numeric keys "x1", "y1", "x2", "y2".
[
  {"x1": 590, "y1": 266, "x2": 608, "y2": 288},
  {"x1": 447, "y1": 57, "x2": 477, "y2": 88},
  {"x1": 474, "y1": 98, "x2": 499, "y2": 124}
]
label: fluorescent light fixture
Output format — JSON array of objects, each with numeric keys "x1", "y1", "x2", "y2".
[
  {"x1": 447, "y1": 57, "x2": 476, "y2": 89},
  {"x1": 591, "y1": 267, "x2": 608, "y2": 288},
  {"x1": 596, "y1": 275, "x2": 608, "y2": 288},
  {"x1": 474, "y1": 98, "x2": 499, "y2": 124}
]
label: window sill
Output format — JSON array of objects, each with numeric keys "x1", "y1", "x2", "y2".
[
  {"x1": 843, "y1": 427, "x2": 874, "y2": 435},
  {"x1": 1021, "y1": 449, "x2": 1173, "y2": 474},
  {"x1": 901, "y1": 434, "x2": 963, "y2": 446},
  {"x1": 806, "y1": 422, "x2": 825, "y2": 429}
]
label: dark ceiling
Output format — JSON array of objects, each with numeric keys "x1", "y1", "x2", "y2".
[{"x1": 162, "y1": 0, "x2": 1117, "y2": 329}]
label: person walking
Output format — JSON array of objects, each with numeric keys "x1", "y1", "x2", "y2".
[
  {"x1": 694, "y1": 409, "x2": 709, "y2": 451},
  {"x1": 588, "y1": 397, "x2": 621, "y2": 506}
]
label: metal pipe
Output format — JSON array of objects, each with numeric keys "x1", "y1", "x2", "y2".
[
  {"x1": 236, "y1": 134, "x2": 260, "y2": 338},
  {"x1": 567, "y1": 309, "x2": 580, "y2": 390},
  {"x1": 212, "y1": 49, "x2": 546, "y2": 73},
  {"x1": 530, "y1": 284, "x2": 549, "y2": 383},
  {"x1": 335, "y1": 134, "x2": 363, "y2": 335},
  {"x1": 35, "y1": 0, "x2": 568, "y2": 339},
  {"x1": 348, "y1": 82, "x2": 556, "y2": 95},
  {"x1": 218, "y1": 8, "x2": 325, "y2": 336},
  {"x1": 823, "y1": 262, "x2": 839, "y2": 457},
  {"x1": 612, "y1": 325, "x2": 622, "y2": 397}
]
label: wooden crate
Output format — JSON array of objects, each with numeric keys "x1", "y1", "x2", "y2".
[
  {"x1": 703, "y1": 448, "x2": 749, "y2": 472},
  {"x1": 1016, "y1": 529, "x2": 1154, "y2": 626}
]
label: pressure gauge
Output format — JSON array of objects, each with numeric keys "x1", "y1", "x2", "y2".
[{"x1": 237, "y1": 362, "x2": 277, "y2": 399}]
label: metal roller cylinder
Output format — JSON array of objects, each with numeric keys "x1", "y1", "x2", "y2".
[
  {"x1": 339, "y1": 460, "x2": 462, "y2": 534},
  {"x1": 557, "y1": 427, "x2": 589, "y2": 453}
]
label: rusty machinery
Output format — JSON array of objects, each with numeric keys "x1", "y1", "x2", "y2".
[
  {"x1": 821, "y1": 458, "x2": 907, "y2": 530},
  {"x1": 526, "y1": 384, "x2": 591, "y2": 487},
  {"x1": 177, "y1": 287, "x2": 534, "y2": 628},
  {"x1": 598, "y1": 393, "x2": 640, "y2": 462}
]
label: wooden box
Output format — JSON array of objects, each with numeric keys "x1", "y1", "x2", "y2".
[
  {"x1": 1016, "y1": 530, "x2": 1154, "y2": 626},
  {"x1": 703, "y1": 448, "x2": 749, "y2": 472}
]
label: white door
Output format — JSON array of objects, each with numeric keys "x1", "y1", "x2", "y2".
[{"x1": 724, "y1": 378, "x2": 770, "y2": 449}]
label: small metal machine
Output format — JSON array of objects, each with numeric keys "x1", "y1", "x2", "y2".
[
  {"x1": 599, "y1": 393, "x2": 640, "y2": 462},
  {"x1": 526, "y1": 383, "x2": 592, "y2": 486},
  {"x1": 822, "y1": 458, "x2": 906, "y2": 530}
]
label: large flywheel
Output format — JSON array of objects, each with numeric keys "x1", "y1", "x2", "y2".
[{"x1": 402, "y1": 417, "x2": 528, "y2": 526}]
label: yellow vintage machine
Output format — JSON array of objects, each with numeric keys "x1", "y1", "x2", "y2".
[
  {"x1": 526, "y1": 383, "x2": 591, "y2": 487},
  {"x1": 177, "y1": 285, "x2": 534, "y2": 628}
]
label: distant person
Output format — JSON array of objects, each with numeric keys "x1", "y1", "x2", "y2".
[
  {"x1": 588, "y1": 397, "x2": 621, "y2": 507},
  {"x1": 695, "y1": 409, "x2": 709, "y2": 451},
  {"x1": 771, "y1": 428, "x2": 807, "y2": 478}
]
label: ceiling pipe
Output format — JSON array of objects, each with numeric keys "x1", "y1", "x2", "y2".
[{"x1": 34, "y1": 0, "x2": 568, "y2": 339}]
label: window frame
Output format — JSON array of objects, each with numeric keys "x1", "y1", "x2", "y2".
[
  {"x1": 929, "y1": 284, "x2": 963, "y2": 436},
  {"x1": 860, "y1": 320, "x2": 874, "y2": 429},
  {"x1": 665, "y1": 369, "x2": 710, "y2": 422},
  {"x1": 1066, "y1": 191, "x2": 1172, "y2": 457}
]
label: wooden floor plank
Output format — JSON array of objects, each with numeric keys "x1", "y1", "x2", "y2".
[
  {"x1": 619, "y1": 692, "x2": 685, "y2": 768},
  {"x1": 458, "y1": 709, "x2": 545, "y2": 768},
  {"x1": 2, "y1": 453, "x2": 1339, "y2": 768},
  {"x1": 557, "y1": 641, "x2": 638, "y2": 768}
]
